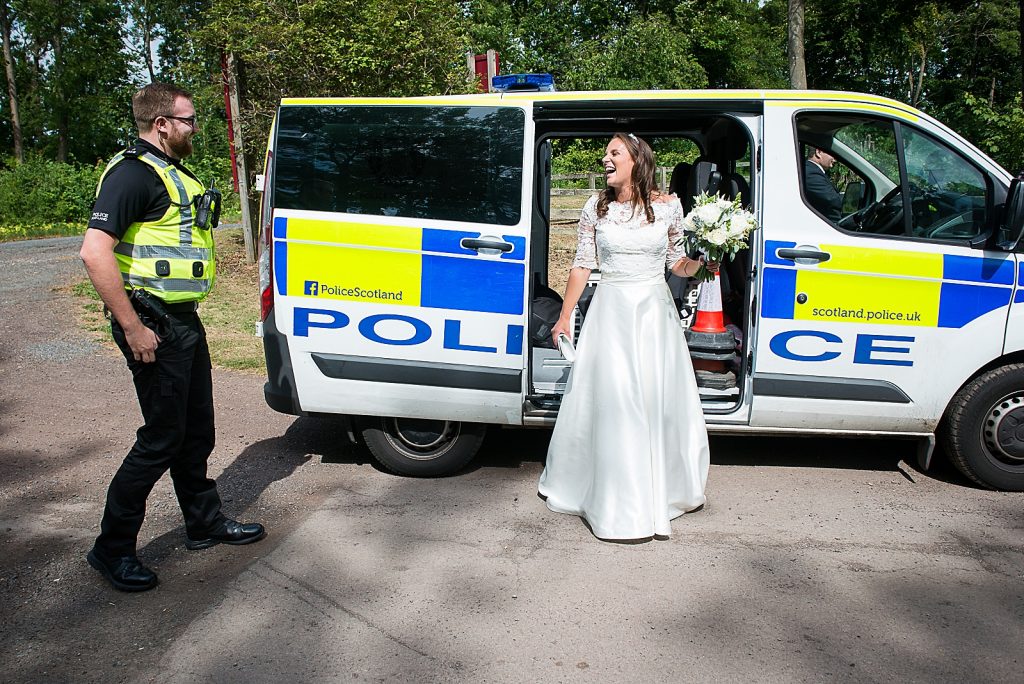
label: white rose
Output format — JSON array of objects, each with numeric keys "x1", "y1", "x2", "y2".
[
  {"x1": 707, "y1": 227, "x2": 729, "y2": 246},
  {"x1": 715, "y1": 197, "x2": 734, "y2": 213},
  {"x1": 728, "y1": 214, "x2": 751, "y2": 238},
  {"x1": 693, "y1": 203, "x2": 720, "y2": 227}
]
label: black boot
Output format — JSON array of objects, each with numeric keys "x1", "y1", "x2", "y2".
[
  {"x1": 87, "y1": 548, "x2": 158, "y2": 592},
  {"x1": 185, "y1": 519, "x2": 266, "y2": 550}
]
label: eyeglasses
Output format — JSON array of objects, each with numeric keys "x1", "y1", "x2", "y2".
[{"x1": 158, "y1": 114, "x2": 198, "y2": 128}]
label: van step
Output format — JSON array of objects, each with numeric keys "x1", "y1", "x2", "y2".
[{"x1": 695, "y1": 369, "x2": 737, "y2": 390}]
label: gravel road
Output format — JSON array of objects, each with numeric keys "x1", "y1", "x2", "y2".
[{"x1": 0, "y1": 236, "x2": 1021, "y2": 683}]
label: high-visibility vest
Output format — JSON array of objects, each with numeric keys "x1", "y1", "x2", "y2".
[{"x1": 96, "y1": 148, "x2": 215, "y2": 303}]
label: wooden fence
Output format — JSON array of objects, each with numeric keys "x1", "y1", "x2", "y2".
[
  {"x1": 551, "y1": 166, "x2": 673, "y2": 195},
  {"x1": 551, "y1": 161, "x2": 750, "y2": 196}
]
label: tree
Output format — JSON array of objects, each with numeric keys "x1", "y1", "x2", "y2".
[
  {"x1": 677, "y1": 0, "x2": 788, "y2": 89},
  {"x1": 902, "y1": 3, "x2": 952, "y2": 107},
  {"x1": 201, "y1": 0, "x2": 474, "y2": 162},
  {"x1": 123, "y1": 0, "x2": 173, "y2": 83},
  {"x1": 466, "y1": 1, "x2": 788, "y2": 92},
  {"x1": 12, "y1": 0, "x2": 134, "y2": 162},
  {"x1": 0, "y1": 0, "x2": 22, "y2": 161},
  {"x1": 569, "y1": 13, "x2": 706, "y2": 91},
  {"x1": 465, "y1": 0, "x2": 681, "y2": 85},
  {"x1": 788, "y1": 0, "x2": 806, "y2": 88}
]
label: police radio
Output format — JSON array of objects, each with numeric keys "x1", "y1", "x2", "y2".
[{"x1": 194, "y1": 180, "x2": 221, "y2": 230}]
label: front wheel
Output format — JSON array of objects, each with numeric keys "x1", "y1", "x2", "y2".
[
  {"x1": 358, "y1": 416, "x2": 485, "y2": 477},
  {"x1": 942, "y1": 364, "x2": 1024, "y2": 491}
]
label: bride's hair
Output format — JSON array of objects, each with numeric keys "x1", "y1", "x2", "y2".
[{"x1": 597, "y1": 132, "x2": 656, "y2": 223}]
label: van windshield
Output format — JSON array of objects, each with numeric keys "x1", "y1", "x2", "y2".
[{"x1": 273, "y1": 105, "x2": 525, "y2": 225}]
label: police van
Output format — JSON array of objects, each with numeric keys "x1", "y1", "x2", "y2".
[{"x1": 255, "y1": 89, "x2": 1024, "y2": 491}]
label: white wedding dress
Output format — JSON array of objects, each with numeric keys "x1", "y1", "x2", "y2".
[{"x1": 538, "y1": 195, "x2": 710, "y2": 539}]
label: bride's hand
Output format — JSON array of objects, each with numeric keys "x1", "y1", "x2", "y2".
[
  {"x1": 551, "y1": 316, "x2": 573, "y2": 347},
  {"x1": 672, "y1": 256, "x2": 720, "y2": 277}
]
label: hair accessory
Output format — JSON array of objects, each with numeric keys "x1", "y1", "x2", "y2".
[{"x1": 627, "y1": 133, "x2": 639, "y2": 142}]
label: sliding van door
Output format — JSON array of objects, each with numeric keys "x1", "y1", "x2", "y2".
[{"x1": 270, "y1": 101, "x2": 534, "y2": 425}]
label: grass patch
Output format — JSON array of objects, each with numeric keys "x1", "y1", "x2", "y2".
[
  {"x1": 202, "y1": 229, "x2": 263, "y2": 371},
  {"x1": 70, "y1": 227, "x2": 264, "y2": 373},
  {"x1": 1, "y1": 222, "x2": 86, "y2": 242}
]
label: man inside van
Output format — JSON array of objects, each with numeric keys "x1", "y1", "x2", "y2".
[
  {"x1": 804, "y1": 146, "x2": 843, "y2": 222},
  {"x1": 80, "y1": 82, "x2": 265, "y2": 592}
]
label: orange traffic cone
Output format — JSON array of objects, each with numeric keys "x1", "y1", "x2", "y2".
[
  {"x1": 685, "y1": 267, "x2": 736, "y2": 383},
  {"x1": 689, "y1": 269, "x2": 727, "y2": 334}
]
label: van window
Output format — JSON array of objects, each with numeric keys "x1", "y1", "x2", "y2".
[
  {"x1": 796, "y1": 113, "x2": 990, "y2": 242},
  {"x1": 902, "y1": 127, "x2": 987, "y2": 240},
  {"x1": 273, "y1": 105, "x2": 525, "y2": 225},
  {"x1": 798, "y1": 115, "x2": 901, "y2": 233}
]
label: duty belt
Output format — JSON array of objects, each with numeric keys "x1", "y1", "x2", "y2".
[{"x1": 162, "y1": 301, "x2": 200, "y2": 313}]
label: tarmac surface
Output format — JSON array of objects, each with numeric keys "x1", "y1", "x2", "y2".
[{"x1": 1, "y1": 236, "x2": 1021, "y2": 683}]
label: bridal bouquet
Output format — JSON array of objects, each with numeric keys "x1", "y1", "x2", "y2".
[{"x1": 676, "y1": 192, "x2": 758, "y2": 282}]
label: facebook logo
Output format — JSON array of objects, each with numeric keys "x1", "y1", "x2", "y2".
[{"x1": 304, "y1": 280, "x2": 319, "y2": 296}]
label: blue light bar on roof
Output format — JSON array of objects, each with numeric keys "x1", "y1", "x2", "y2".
[{"x1": 491, "y1": 73, "x2": 556, "y2": 92}]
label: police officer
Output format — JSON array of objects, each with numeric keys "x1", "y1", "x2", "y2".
[
  {"x1": 80, "y1": 82, "x2": 265, "y2": 592},
  {"x1": 804, "y1": 146, "x2": 844, "y2": 222}
]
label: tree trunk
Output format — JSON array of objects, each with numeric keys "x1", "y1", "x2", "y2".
[
  {"x1": 56, "y1": 109, "x2": 68, "y2": 162},
  {"x1": 912, "y1": 45, "x2": 927, "y2": 107},
  {"x1": 0, "y1": 0, "x2": 23, "y2": 162},
  {"x1": 143, "y1": 20, "x2": 155, "y2": 82},
  {"x1": 226, "y1": 52, "x2": 258, "y2": 263},
  {"x1": 53, "y1": 24, "x2": 66, "y2": 162},
  {"x1": 788, "y1": 0, "x2": 807, "y2": 89}
]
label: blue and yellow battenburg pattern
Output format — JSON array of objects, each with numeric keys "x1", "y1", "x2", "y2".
[
  {"x1": 272, "y1": 216, "x2": 526, "y2": 315},
  {"x1": 761, "y1": 240, "x2": 1018, "y2": 328}
]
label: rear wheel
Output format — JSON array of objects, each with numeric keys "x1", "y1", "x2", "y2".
[
  {"x1": 942, "y1": 364, "x2": 1024, "y2": 491},
  {"x1": 358, "y1": 416, "x2": 485, "y2": 477}
]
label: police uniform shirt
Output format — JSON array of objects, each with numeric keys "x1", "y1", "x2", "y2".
[{"x1": 88, "y1": 139, "x2": 201, "y2": 240}]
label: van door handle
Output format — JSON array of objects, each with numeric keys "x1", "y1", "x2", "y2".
[
  {"x1": 776, "y1": 248, "x2": 831, "y2": 263},
  {"x1": 460, "y1": 237, "x2": 514, "y2": 254}
]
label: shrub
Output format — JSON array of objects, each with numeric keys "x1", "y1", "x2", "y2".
[
  {"x1": 960, "y1": 93, "x2": 1024, "y2": 175},
  {"x1": 0, "y1": 152, "x2": 242, "y2": 231},
  {"x1": 0, "y1": 157, "x2": 102, "y2": 225}
]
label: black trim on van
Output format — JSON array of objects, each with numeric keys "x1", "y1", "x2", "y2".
[
  {"x1": 533, "y1": 99, "x2": 764, "y2": 119},
  {"x1": 311, "y1": 354, "x2": 523, "y2": 393},
  {"x1": 263, "y1": 310, "x2": 306, "y2": 416},
  {"x1": 752, "y1": 373, "x2": 911, "y2": 403}
]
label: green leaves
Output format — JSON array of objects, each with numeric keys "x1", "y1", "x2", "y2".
[
  {"x1": 0, "y1": 155, "x2": 100, "y2": 225},
  {"x1": 569, "y1": 13, "x2": 707, "y2": 91},
  {"x1": 0, "y1": 0, "x2": 1021, "y2": 193},
  {"x1": 198, "y1": 0, "x2": 473, "y2": 158},
  {"x1": 960, "y1": 92, "x2": 1024, "y2": 173}
]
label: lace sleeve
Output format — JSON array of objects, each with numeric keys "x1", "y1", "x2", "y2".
[
  {"x1": 666, "y1": 197, "x2": 687, "y2": 267},
  {"x1": 571, "y1": 196, "x2": 599, "y2": 270}
]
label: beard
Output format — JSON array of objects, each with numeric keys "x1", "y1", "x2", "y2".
[{"x1": 166, "y1": 130, "x2": 194, "y2": 160}]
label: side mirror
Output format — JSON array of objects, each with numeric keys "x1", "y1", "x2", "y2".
[{"x1": 997, "y1": 173, "x2": 1024, "y2": 251}]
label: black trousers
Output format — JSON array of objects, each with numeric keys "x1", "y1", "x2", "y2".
[{"x1": 95, "y1": 311, "x2": 224, "y2": 557}]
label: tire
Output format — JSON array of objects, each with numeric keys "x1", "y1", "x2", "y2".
[
  {"x1": 357, "y1": 416, "x2": 485, "y2": 477},
  {"x1": 942, "y1": 364, "x2": 1024, "y2": 491}
]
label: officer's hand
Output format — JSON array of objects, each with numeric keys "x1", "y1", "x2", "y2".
[{"x1": 125, "y1": 320, "x2": 160, "y2": 363}]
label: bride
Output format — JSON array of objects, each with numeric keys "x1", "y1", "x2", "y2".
[{"x1": 539, "y1": 133, "x2": 711, "y2": 541}]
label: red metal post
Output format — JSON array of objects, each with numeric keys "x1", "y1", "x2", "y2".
[{"x1": 220, "y1": 50, "x2": 240, "y2": 193}]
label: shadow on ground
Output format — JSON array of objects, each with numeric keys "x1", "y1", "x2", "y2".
[{"x1": 286, "y1": 416, "x2": 975, "y2": 488}]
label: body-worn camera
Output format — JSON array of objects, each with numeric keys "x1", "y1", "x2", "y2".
[{"x1": 194, "y1": 180, "x2": 222, "y2": 230}]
